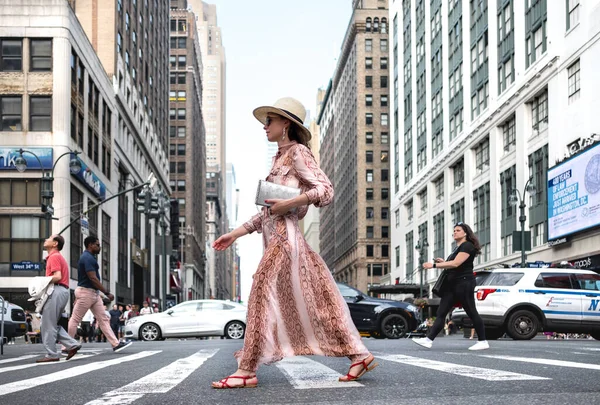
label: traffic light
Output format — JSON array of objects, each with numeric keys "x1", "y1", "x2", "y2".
[
  {"x1": 136, "y1": 190, "x2": 150, "y2": 213},
  {"x1": 149, "y1": 194, "x2": 160, "y2": 218}
]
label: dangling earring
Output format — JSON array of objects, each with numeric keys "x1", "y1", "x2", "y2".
[{"x1": 281, "y1": 127, "x2": 287, "y2": 141}]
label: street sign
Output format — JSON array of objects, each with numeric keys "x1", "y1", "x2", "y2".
[
  {"x1": 81, "y1": 215, "x2": 89, "y2": 237},
  {"x1": 11, "y1": 261, "x2": 41, "y2": 271}
]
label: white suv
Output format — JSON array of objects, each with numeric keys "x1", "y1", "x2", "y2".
[{"x1": 451, "y1": 268, "x2": 600, "y2": 340}]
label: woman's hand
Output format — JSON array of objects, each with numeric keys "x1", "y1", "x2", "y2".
[
  {"x1": 212, "y1": 232, "x2": 237, "y2": 251},
  {"x1": 423, "y1": 262, "x2": 434, "y2": 269},
  {"x1": 265, "y1": 198, "x2": 293, "y2": 216},
  {"x1": 434, "y1": 258, "x2": 444, "y2": 263}
]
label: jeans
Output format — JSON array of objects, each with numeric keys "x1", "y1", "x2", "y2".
[
  {"x1": 68, "y1": 287, "x2": 119, "y2": 347},
  {"x1": 427, "y1": 278, "x2": 486, "y2": 341},
  {"x1": 41, "y1": 286, "x2": 79, "y2": 358}
]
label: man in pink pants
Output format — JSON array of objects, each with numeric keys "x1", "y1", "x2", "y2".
[{"x1": 68, "y1": 236, "x2": 132, "y2": 353}]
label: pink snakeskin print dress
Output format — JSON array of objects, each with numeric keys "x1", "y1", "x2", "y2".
[{"x1": 236, "y1": 142, "x2": 369, "y2": 372}]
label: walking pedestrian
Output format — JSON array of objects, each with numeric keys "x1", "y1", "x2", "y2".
[
  {"x1": 211, "y1": 98, "x2": 377, "y2": 389},
  {"x1": 109, "y1": 304, "x2": 122, "y2": 339},
  {"x1": 117, "y1": 305, "x2": 125, "y2": 339},
  {"x1": 412, "y1": 223, "x2": 489, "y2": 351},
  {"x1": 139, "y1": 301, "x2": 152, "y2": 315},
  {"x1": 67, "y1": 236, "x2": 132, "y2": 353},
  {"x1": 35, "y1": 235, "x2": 81, "y2": 362}
]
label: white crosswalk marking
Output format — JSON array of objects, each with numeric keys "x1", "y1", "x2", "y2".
[
  {"x1": 480, "y1": 355, "x2": 600, "y2": 370},
  {"x1": 377, "y1": 354, "x2": 550, "y2": 381},
  {"x1": 84, "y1": 349, "x2": 219, "y2": 405},
  {"x1": 0, "y1": 351, "x2": 161, "y2": 397},
  {"x1": 0, "y1": 354, "x2": 96, "y2": 374},
  {"x1": 0, "y1": 355, "x2": 38, "y2": 364},
  {"x1": 276, "y1": 357, "x2": 363, "y2": 389}
]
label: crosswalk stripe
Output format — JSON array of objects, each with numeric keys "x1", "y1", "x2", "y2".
[
  {"x1": 480, "y1": 354, "x2": 600, "y2": 370},
  {"x1": 377, "y1": 354, "x2": 550, "y2": 381},
  {"x1": 0, "y1": 354, "x2": 96, "y2": 374},
  {"x1": 0, "y1": 355, "x2": 38, "y2": 364},
  {"x1": 83, "y1": 349, "x2": 219, "y2": 405},
  {"x1": 0, "y1": 351, "x2": 161, "y2": 397},
  {"x1": 276, "y1": 357, "x2": 363, "y2": 389}
]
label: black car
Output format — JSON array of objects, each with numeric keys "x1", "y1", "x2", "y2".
[{"x1": 336, "y1": 282, "x2": 422, "y2": 339}]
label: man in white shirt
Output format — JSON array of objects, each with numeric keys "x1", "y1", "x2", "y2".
[{"x1": 139, "y1": 301, "x2": 152, "y2": 315}]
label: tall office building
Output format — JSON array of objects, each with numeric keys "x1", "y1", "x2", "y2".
[
  {"x1": 69, "y1": 0, "x2": 171, "y2": 306},
  {"x1": 389, "y1": 0, "x2": 600, "y2": 298},
  {"x1": 169, "y1": 0, "x2": 207, "y2": 302},
  {"x1": 319, "y1": 0, "x2": 391, "y2": 293}
]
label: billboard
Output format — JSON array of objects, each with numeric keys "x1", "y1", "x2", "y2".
[{"x1": 548, "y1": 142, "x2": 600, "y2": 240}]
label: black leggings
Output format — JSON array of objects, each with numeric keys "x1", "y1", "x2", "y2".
[{"x1": 427, "y1": 278, "x2": 486, "y2": 341}]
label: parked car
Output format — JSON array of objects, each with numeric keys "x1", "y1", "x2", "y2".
[
  {"x1": 1, "y1": 300, "x2": 27, "y2": 343},
  {"x1": 336, "y1": 282, "x2": 422, "y2": 339},
  {"x1": 451, "y1": 268, "x2": 600, "y2": 340},
  {"x1": 124, "y1": 299, "x2": 246, "y2": 341}
]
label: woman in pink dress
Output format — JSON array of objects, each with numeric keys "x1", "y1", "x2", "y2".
[{"x1": 211, "y1": 97, "x2": 377, "y2": 389}]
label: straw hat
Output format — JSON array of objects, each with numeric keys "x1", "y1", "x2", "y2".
[{"x1": 253, "y1": 97, "x2": 312, "y2": 143}]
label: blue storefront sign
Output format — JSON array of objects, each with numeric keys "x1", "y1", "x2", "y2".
[
  {"x1": 72, "y1": 154, "x2": 106, "y2": 200},
  {"x1": 0, "y1": 147, "x2": 53, "y2": 170},
  {"x1": 11, "y1": 261, "x2": 41, "y2": 271}
]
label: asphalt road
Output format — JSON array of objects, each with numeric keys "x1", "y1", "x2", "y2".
[{"x1": 1, "y1": 335, "x2": 599, "y2": 405}]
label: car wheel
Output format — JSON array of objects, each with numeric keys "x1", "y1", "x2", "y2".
[
  {"x1": 140, "y1": 323, "x2": 161, "y2": 341},
  {"x1": 380, "y1": 313, "x2": 408, "y2": 339},
  {"x1": 591, "y1": 331, "x2": 600, "y2": 341},
  {"x1": 506, "y1": 310, "x2": 539, "y2": 340},
  {"x1": 225, "y1": 321, "x2": 245, "y2": 339},
  {"x1": 484, "y1": 328, "x2": 505, "y2": 340}
]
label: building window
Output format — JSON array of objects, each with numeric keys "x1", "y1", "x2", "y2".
[
  {"x1": 29, "y1": 96, "x2": 51, "y2": 131},
  {"x1": 432, "y1": 130, "x2": 443, "y2": 157},
  {"x1": 366, "y1": 188, "x2": 374, "y2": 200},
  {"x1": 382, "y1": 226, "x2": 389, "y2": 239},
  {"x1": 474, "y1": 137, "x2": 490, "y2": 173},
  {"x1": 381, "y1": 207, "x2": 389, "y2": 220},
  {"x1": 366, "y1": 76, "x2": 372, "y2": 88},
  {"x1": 405, "y1": 231, "x2": 414, "y2": 281},
  {"x1": 365, "y1": 94, "x2": 373, "y2": 106},
  {"x1": 531, "y1": 90, "x2": 548, "y2": 132},
  {"x1": 434, "y1": 176, "x2": 444, "y2": 201},
  {"x1": 499, "y1": 57, "x2": 514, "y2": 94},
  {"x1": 382, "y1": 188, "x2": 389, "y2": 200},
  {"x1": 527, "y1": 24, "x2": 546, "y2": 67},
  {"x1": 0, "y1": 39, "x2": 22, "y2": 71},
  {"x1": 178, "y1": 127, "x2": 186, "y2": 137},
  {"x1": 366, "y1": 207, "x2": 374, "y2": 219},
  {"x1": 381, "y1": 169, "x2": 389, "y2": 181},
  {"x1": 381, "y1": 151, "x2": 389, "y2": 162},
  {"x1": 30, "y1": 39, "x2": 52, "y2": 71},
  {"x1": 367, "y1": 226, "x2": 374, "y2": 238},
  {"x1": 366, "y1": 151, "x2": 373, "y2": 163},
  {"x1": 0, "y1": 96, "x2": 22, "y2": 131},
  {"x1": 567, "y1": 0, "x2": 580, "y2": 30},
  {"x1": 449, "y1": 108, "x2": 463, "y2": 141},
  {"x1": 177, "y1": 144, "x2": 185, "y2": 155},
  {"x1": 380, "y1": 76, "x2": 388, "y2": 88},
  {"x1": 395, "y1": 246, "x2": 400, "y2": 267},
  {"x1": 366, "y1": 132, "x2": 373, "y2": 144},
  {"x1": 177, "y1": 108, "x2": 186, "y2": 119},
  {"x1": 452, "y1": 158, "x2": 464, "y2": 189},
  {"x1": 406, "y1": 199, "x2": 414, "y2": 221},
  {"x1": 381, "y1": 113, "x2": 388, "y2": 126},
  {"x1": 419, "y1": 189, "x2": 428, "y2": 213},
  {"x1": 0, "y1": 179, "x2": 41, "y2": 207},
  {"x1": 381, "y1": 132, "x2": 388, "y2": 144},
  {"x1": 433, "y1": 211, "x2": 445, "y2": 261},
  {"x1": 381, "y1": 57, "x2": 388, "y2": 69},
  {"x1": 366, "y1": 244, "x2": 374, "y2": 256},
  {"x1": 365, "y1": 39, "x2": 372, "y2": 52},
  {"x1": 380, "y1": 39, "x2": 388, "y2": 52},
  {"x1": 502, "y1": 116, "x2": 516, "y2": 153},
  {"x1": 567, "y1": 59, "x2": 580, "y2": 103},
  {"x1": 365, "y1": 57, "x2": 373, "y2": 69},
  {"x1": 365, "y1": 113, "x2": 373, "y2": 125},
  {"x1": 473, "y1": 182, "x2": 491, "y2": 264},
  {"x1": 366, "y1": 169, "x2": 373, "y2": 182},
  {"x1": 380, "y1": 95, "x2": 388, "y2": 107},
  {"x1": 395, "y1": 209, "x2": 400, "y2": 228},
  {"x1": 177, "y1": 180, "x2": 186, "y2": 192}
]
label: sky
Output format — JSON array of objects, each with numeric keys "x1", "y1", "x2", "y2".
[{"x1": 207, "y1": 0, "x2": 353, "y2": 303}]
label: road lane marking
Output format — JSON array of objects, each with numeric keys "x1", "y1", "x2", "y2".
[
  {"x1": 377, "y1": 354, "x2": 549, "y2": 381},
  {"x1": 480, "y1": 354, "x2": 600, "y2": 370},
  {"x1": 0, "y1": 354, "x2": 96, "y2": 374},
  {"x1": 0, "y1": 351, "x2": 161, "y2": 396},
  {"x1": 0, "y1": 355, "x2": 38, "y2": 364},
  {"x1": 83, "y1": 349, "x2": 219, "y2": 405},
  {"x1": 276, "y1": 357, "x2": 363, "y2": 389}
]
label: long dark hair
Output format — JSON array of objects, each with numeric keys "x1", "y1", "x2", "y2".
[
  {"x1": 285, "y1": 121, "x2": 310, "y2": 149},
  {"x1": 455, "y1": 223, "x2": 481, "y2": 256}
]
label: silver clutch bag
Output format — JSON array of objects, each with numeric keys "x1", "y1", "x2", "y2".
[{"x1": 255, "y1": 180, "x2": 301, "y2": 207}]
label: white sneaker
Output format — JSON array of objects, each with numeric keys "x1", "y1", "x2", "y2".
[
  {"x1": 412, "y1": 337, "x2": 433, "y2": 349},
  {"x1": 468, "y1": 340, "x2": 490, "y2": 351}
]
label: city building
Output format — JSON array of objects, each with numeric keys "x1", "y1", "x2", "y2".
[
  {"x1": 389, "y1": 0, "x2": 600, "y2": 300},
  {"x1": 318, "y1": 0, "x2": 391, "y2": 293},
  {"x1": 0, "y1": 0, "x2": 119, "y2": 308},
  {"x1": 225, "y1": 162, "x2": 240, "y2": 300},
  {"x1": 205, "y1": 169, "x2": 229, "y2": 299},
  {"x1": 169, "y1": 0, "x2": 207, "y2": 302},
  {"x1": 68, "y1": 0, "x2": 171, "y2": 307}
]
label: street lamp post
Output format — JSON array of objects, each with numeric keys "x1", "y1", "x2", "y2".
[
  {"x1": 509, "y1": 177, "x2": 536, "y2": 267},
  {"x1": 14, "y1": 148, "x2": 82, "y2": 238},
  {"x1": 415, "y1": 239, "x2": 429, "y2": 299}
]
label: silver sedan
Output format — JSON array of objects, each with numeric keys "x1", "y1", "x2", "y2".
[{"x1": 124, "y1": 300, "x2": 247, "y2": 341}]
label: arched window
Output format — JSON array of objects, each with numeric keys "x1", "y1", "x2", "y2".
[
  {"x1": 373, "y1": 17, "x2": 379, "y2": 32},
  {"x1": 381, "y1": 18, "x2": 387, "y2": 33},
  {"x1": 366, "y1": 17, "x2": 372, "y2": 32}
]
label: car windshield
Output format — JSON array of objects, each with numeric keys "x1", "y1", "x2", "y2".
[
  {"x1": 337, "y1": 283, "x2": 363, "y2": 298},
  {"x1": 475, "y1": 271, "x2": 492, "y2": 285}
]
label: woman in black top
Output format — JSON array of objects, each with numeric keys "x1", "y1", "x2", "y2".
[{"x1": 412, "y1": 223, "x2": 489, "y2": 351}]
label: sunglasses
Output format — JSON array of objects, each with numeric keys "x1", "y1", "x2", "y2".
[
  {"x1": 454, "y1": 222, "x2": 464, "y2": 226},
  {"x1": 265, "y1": 116, "x2": 280, "y2": 126}
]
